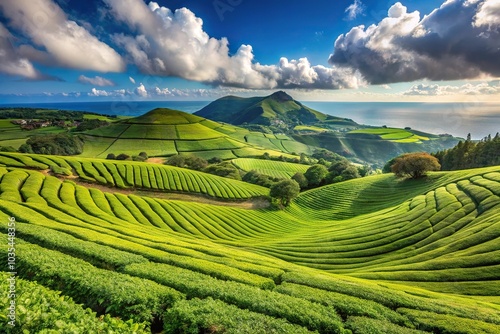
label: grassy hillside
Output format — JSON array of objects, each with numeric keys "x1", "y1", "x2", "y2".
[
  {"x1": 81, "y1": 108, "x2": 310, "y2": 160},
  {"x1": 195, "y1": 91, "x2": 355, "y2": 127},
  {"x1": 0, "y1": 161, "x2": 500, "y2": 333},
  {"x1": 194, "y1": 92, "x2": 460, "y2": 166},
  {"x1": 294, "y1": 130, "x2": 459, "y2": 167}
]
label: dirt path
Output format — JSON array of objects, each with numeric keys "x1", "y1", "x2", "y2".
[{"x1": 56, "y1": 174, "x2": 269, "y2": 210}]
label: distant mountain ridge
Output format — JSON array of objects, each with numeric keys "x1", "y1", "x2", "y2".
[{"x1": 195, "y1": 91, "x2": 357, "y2": 128}]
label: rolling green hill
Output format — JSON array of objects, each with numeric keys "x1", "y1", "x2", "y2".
[
  {"x1": 1, "y1": 152, "x2": 500, "y2": 333},
  {"x1": 195, "y1": 91, "x2": 356, "y2": 127},
  {"x1": 293, "y1": 129, "x2": 459, "y2": 167},
  {"x1": 81, "y1": 108, "x2": 314, "y2": 160},
  {"x1": 195, "y1": 92, "x2": 460, "y2": 166}
]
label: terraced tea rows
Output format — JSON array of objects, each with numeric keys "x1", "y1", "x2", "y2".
[
  {"x1": 0, "y1": 152, "x2": 268, "y2": 199},
  {"x1": 0, "y1": 166, "x2": 499, "y2": 333},
  {"x1": 81, "y1": 108, "x2": 305, "y2": 159},
  {"x1": 1, "y1": 153, "x2": 500, "y2": 298},
  {"x1": 232, "y1": 158, "x2": 310, "y2": 179},
  {"x1": 348, "y1": 128, "x2": 432, "y2": 143}
]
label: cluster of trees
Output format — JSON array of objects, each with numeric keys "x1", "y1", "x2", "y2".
[
  {"x1": 290, "y1": 151, "x2": 367, "y2": 191},
  {"x1": 106, "y1": 152, "x2": 149, "y2": 162},
  {"x1": 242, "y1": 170, "x2": 283, "y2": 188},
  {"x1": 0, "y1": 108, "x2": 86, "y2": 121},
  {"x1": 74, "y1": 119, "x2": 109, "y2": 132},
  {"x1": 259, "y1": 152, "x2": 309, "y2": 165},
  {"x1": 165, "y1": 155, "x2": 241, "y2": 180},
  {"x1": 19, "y1": 133, "x2": 84, "y2": 156},
  {"x1": 433, "y1": 133, "x2": 500, "y2": 170}
]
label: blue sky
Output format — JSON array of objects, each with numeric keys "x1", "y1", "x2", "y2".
[{"x1": 0, "y1": 0, "x2": 499, "y2": 102}]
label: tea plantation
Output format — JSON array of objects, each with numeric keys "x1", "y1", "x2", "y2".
[
  {"x1": 1, "y1": 153, "x2": 500, "y2": 333},
  {"x1": 80, "y1": 108, "x2": 313, "y2": 159}
]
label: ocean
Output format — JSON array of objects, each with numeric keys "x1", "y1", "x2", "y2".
[{"x1": 2, "y1": 101, "x2": 499, "y2": 140}]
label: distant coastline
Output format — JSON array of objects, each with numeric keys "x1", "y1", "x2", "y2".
[{"x1": 2, "y1": 101, "x2": 499, "y2": 140}]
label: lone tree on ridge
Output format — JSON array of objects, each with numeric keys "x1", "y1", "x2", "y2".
[{"x1": 391, "y1": 152, "x2": 441, "y2": 179}]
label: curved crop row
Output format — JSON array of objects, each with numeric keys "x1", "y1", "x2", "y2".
[{"x1": 0, "y1": 152, "x2": 268, "y2": 199}]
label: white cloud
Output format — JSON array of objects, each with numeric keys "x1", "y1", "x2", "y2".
[
  {"x1": 0, "y1": 23, "x2": 47, "y2": 79},
  {"x1": 404, "y1": 81, "x2": 500, "y2": 96},
  {"x1": 104, "y1": 0, "x2": 362, "y2": 90},
  {"x1": 78, "y1": 75, "x2": 115, "y2": 87},
  {"x1": 345, "y1": 0, "x2": 365, "y2": 20},
  {"x1": 88, "y1": 88, "x2": 130, "y2": 97},
  {"x1": 129, "y1": 76, "x2": 136, "y2": 84},
  {"x1": 135, "y1": 83, "x2": 148, "y2": 97},
  {"x1": 330, "y1": 0, "x2": 500, "y2": 84},
  {"x1": 0, "y1": 0, "x2": 125, "y2": 72},
  {"x1": 474, "y1": 0, "x2": 500, "y2": 29}
]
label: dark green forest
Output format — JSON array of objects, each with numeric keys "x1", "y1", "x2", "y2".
[{"x1": 434, "y1": 133, "x2": 500, "y2": 170}]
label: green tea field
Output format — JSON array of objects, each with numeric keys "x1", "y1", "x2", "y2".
[
  {"x1": 1, "y1": 151, "x2": 500, "y2": 333},
  {"x1": 81, "y1": 108, "x2": 313, "y2": 159},
  {"x1": 232, "y1": 158, "x2": 310, "y2": 179}
]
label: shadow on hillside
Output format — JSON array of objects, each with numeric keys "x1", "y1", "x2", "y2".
[{"x1": 347, "y1": 174, "x2": 441, "y2": 216}]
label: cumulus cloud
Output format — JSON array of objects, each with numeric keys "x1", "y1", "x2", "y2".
[
  {"x1": 330, "y1": 0, "x2": 500, "y2": 84},
  {"x1": 345, "y1": 0, "x2": 365, "y2": 20},
  {"x1": 0, "y1": 0, "x2": 125, "y2": 72},
  {"x1": 88, "y1": 87, "x2": 130, "y2": 97},
  {"x1": 135, "y1": 83, "x2": 148, "y2": 97},
  {"x1": 404, "y1": 81, "x2": 500, "y2": 96},
  {"x1": 0, "y1": 23, "x2": 53, "y2": 80},
  {"x1": 474, "y1": 0, "x2": 500, "y2": 29},
  {"x1": 78, "y1": 75, "x2": 115, "y2": 86},
  {"x1": 104, "y1": 0, "x2": 363, "y2": 90}
]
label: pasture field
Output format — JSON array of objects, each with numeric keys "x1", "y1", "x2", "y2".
[
  {"x1": 232, "y1": 158, "x2": 310, "y2": 179},
  {"x1": 348, "y1": 128, "x2": 430, "y2": 143},
  {"x1": 0, "y1": 162, "x2": 500, "y2": 333}
]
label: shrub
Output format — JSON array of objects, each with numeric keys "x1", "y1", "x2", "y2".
[
  {"x1": 116, "y1": 153, "x2": 132, "y2": 160},
  {"x1": 106, "y1": 153, "x2": 116, "y2": 160},
  {"x1": 242, "y1": 170, "x2": 280, "y2": 188},
  {"x1": 204, "y1": 162, "x2": 241, "y2": 180}
]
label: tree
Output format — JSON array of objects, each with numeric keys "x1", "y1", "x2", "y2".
[
  {"x1": 328, "y1": 159, "x2": 350, "y2": 177},
  {"x1": 291, "y1": 172, "x2": 308, "y2": 189},
  {"x1": 304, "y1": 164, "x2": 328, "y2": 187},
  {"x1": 270, "y1": 179, "x2": 300, "y2": 207},
  {"x1": 165, "y1": 154, "x2": 185, "y2": 167},
  {"x1": 391, "y1": 152, "x2": 441, "y2": 179},
  {"x1": 341, "y1": 165, "x2": 360, "y2": 180},
  {"x1": 106, "y1": 153, "x2": 116, "y2": 160}
]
